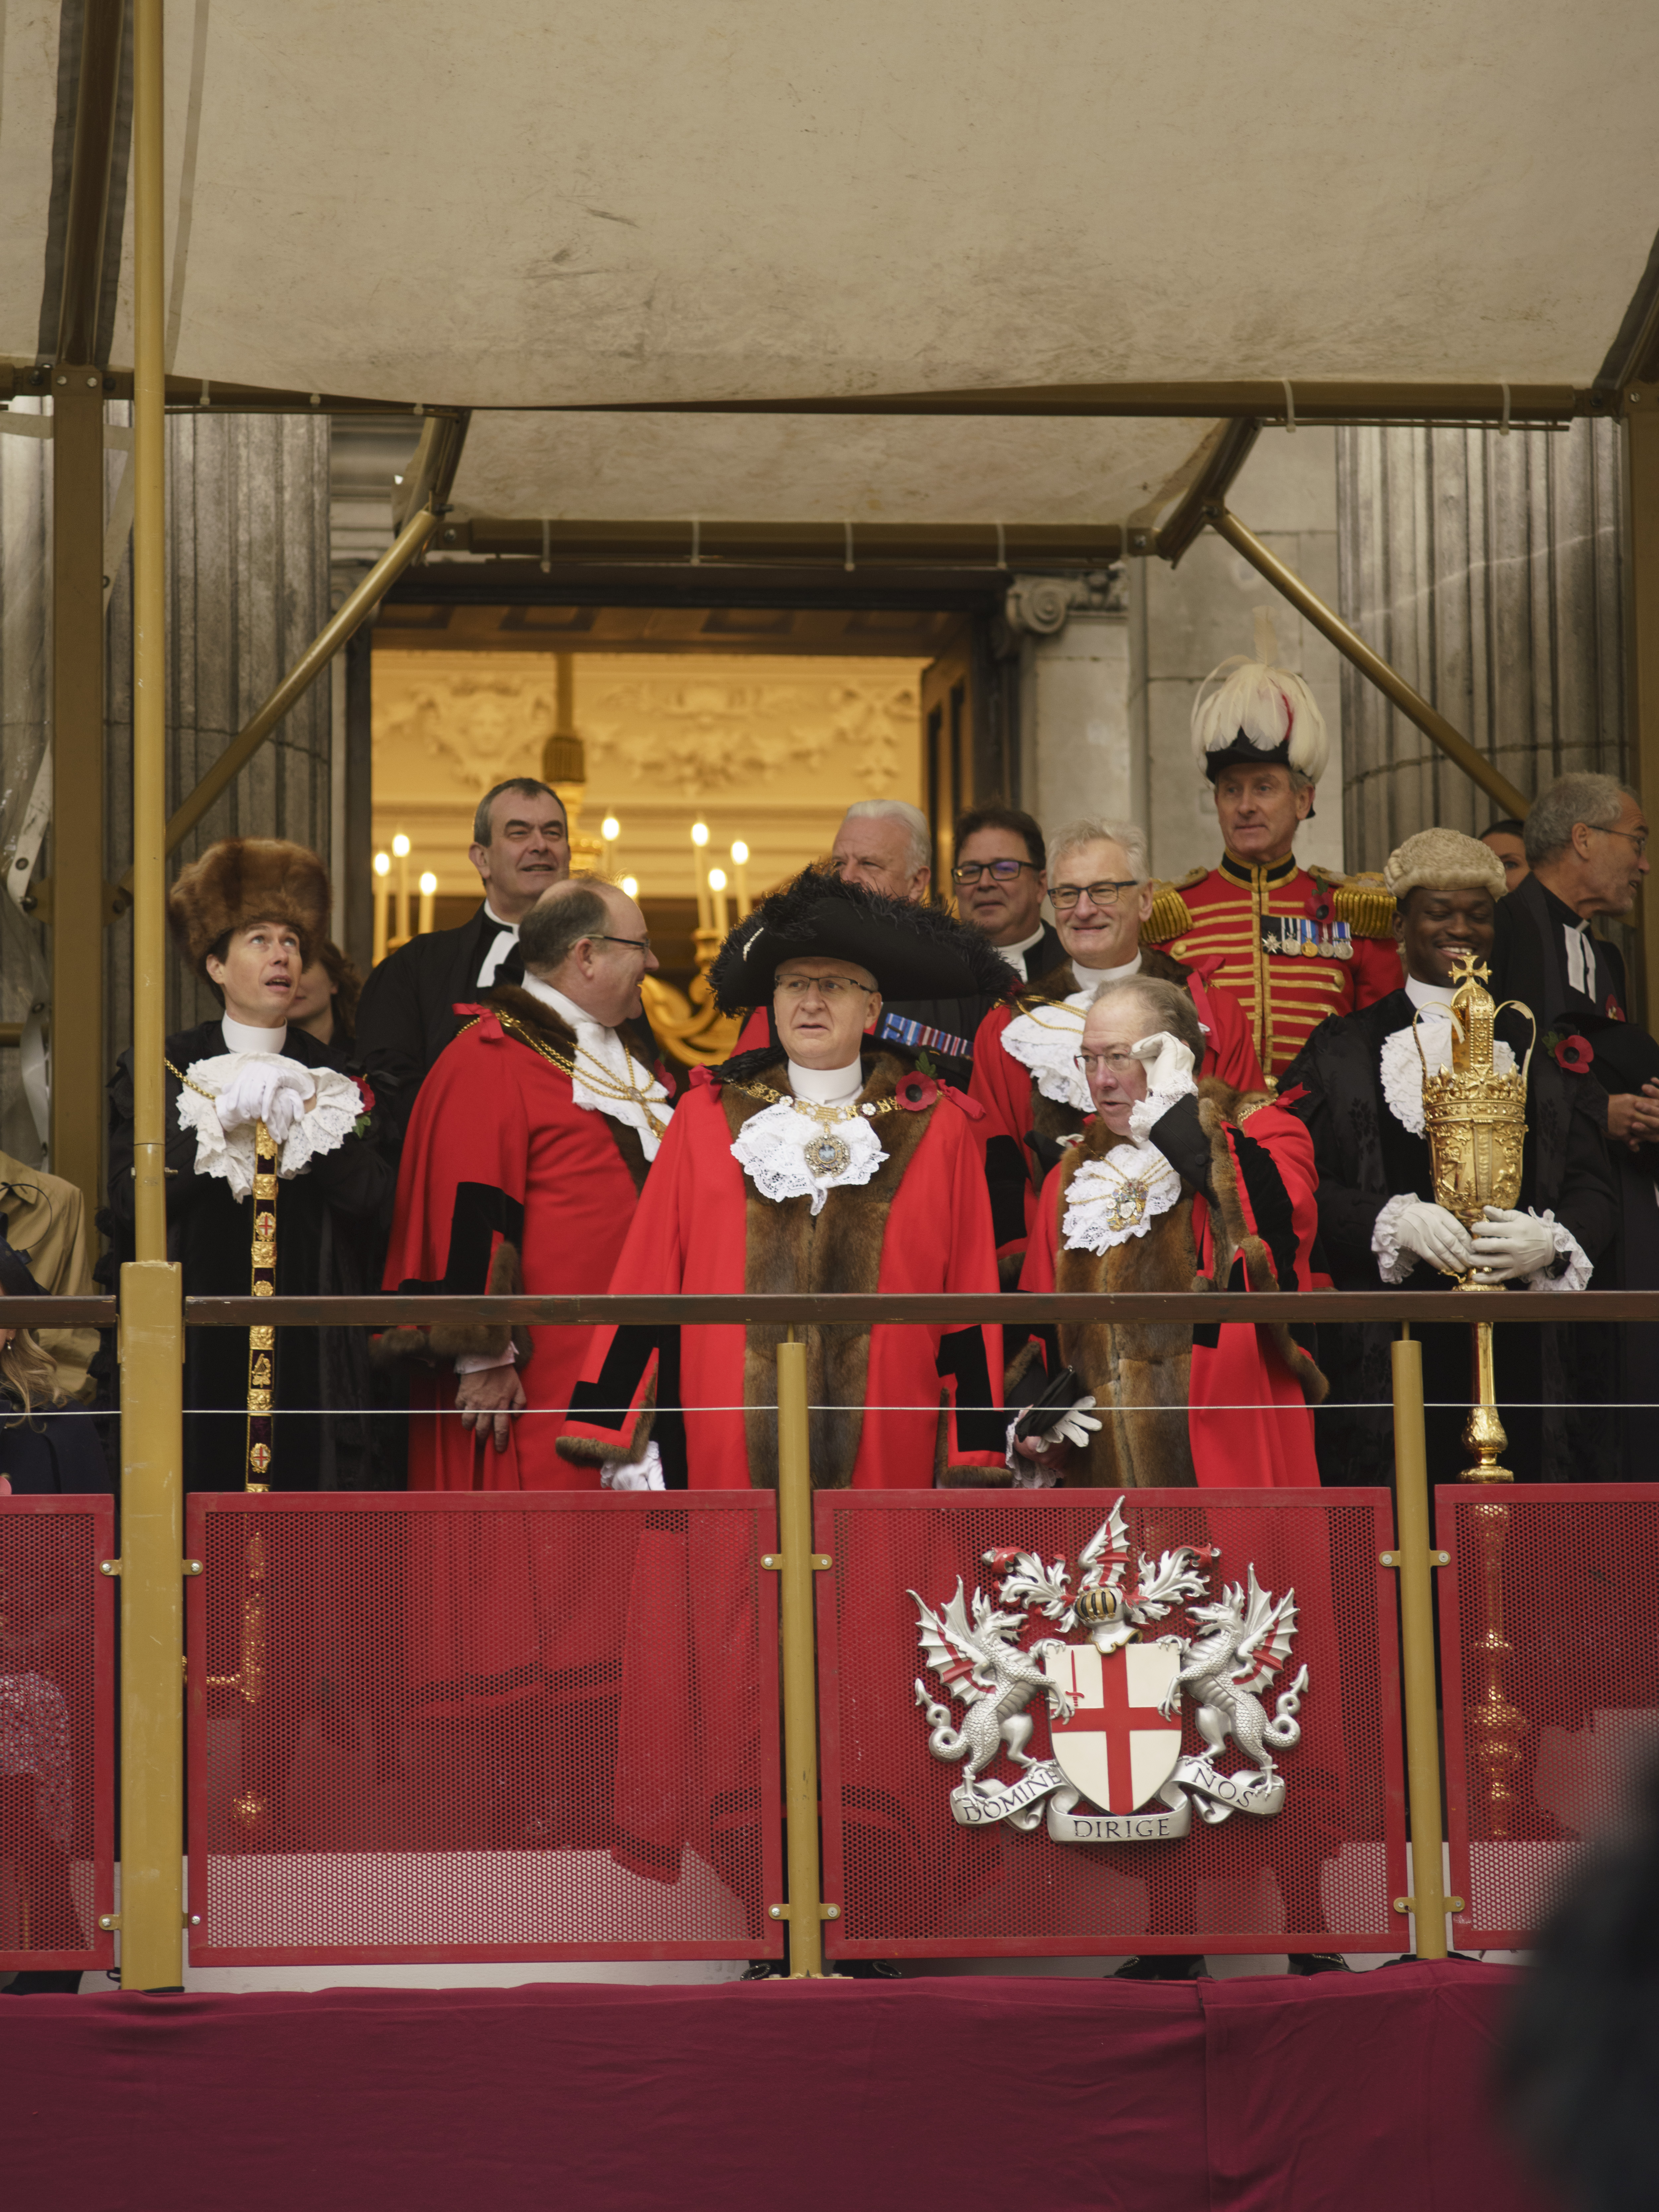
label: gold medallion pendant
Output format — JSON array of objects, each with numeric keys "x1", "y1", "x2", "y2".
[
  {"x1": 802, "y1": 1128, "x2": 853, "y2": 1177},
  {"x1": 1104, "y1": 1186, "x2": 1147, "y2": 1232}
]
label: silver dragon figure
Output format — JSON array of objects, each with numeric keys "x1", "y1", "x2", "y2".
[
  {"x1": 910, "y1": 1578, "x2": 1072, "y2": 1790},
  {"x1": 1157, "y1": 1565, "x2": 1309, "y2": 1775}
]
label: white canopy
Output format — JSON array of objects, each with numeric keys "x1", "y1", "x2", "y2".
[{"x1": 5, "y1": 1, "x2": 1657, "y2": 524}]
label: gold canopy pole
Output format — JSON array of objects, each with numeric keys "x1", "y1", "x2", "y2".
[{"x1": 118, "y1": 0, "x2": 186, "y2": 1992}]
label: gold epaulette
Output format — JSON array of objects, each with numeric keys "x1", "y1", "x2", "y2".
[
  {"x1": 1311, "y1": 866, "x2": 1395, "y2": 940},
  {"x1": 1142, "y1": 867, "x2": 1207, "y2": 945}
]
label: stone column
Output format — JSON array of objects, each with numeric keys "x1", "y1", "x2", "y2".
[
  {"x1": 104, "y1": 410, "x2": 332, "y2": 1060},
  {"x1": 1129, "y1": 428, "x2": 1347, "y2": 881},
  {"x1": 1008, "y1": 571, "x2": 1135, "y2": 838},
  {"x1": 1335, "y1": 419, "x2": 1625, "y2": 870}
]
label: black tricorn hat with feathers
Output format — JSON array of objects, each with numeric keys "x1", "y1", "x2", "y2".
[{"x1": 709, "y1": 869, "x2": 1017, "y2": 1011}]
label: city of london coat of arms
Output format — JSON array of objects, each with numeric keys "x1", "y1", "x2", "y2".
[{"x1": 910, "y1": 1499, "x2": 1309, "y2": 1842}]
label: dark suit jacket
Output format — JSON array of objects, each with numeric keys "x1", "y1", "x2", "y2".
[
  {"x1": 355, "y1": 906, "x2": 522, "y2": 1140},
  {"x1": 1490, "y1": 872, "x2": 1659, "y2": 1101}
]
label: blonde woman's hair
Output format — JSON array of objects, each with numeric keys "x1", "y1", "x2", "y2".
[{"x1": 2, "y1": 1325, "x2": 63, "y2": 1427}]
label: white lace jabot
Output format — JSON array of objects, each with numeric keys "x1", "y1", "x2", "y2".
[
  {"x1": 176, "y1": 1051, "x2": 362, "y2": 1200},
  {"x1": 1061, "y1": 1135, "x2": 1183, "y2": 1254},
  {"x1": 518, "y1": 974, "x2": 673, "y2": 1160},
  {"x1": 729, "y1": 1058, "x2": 886, "y2": 1215},
  {"x1": 999, "y1": 954, "x2": 1148, "y2": 1114}
]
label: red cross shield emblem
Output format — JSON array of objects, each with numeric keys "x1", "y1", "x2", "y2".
[{"x1": 1042, "y1": 1640, "x2": 1184, "y2": 1813}]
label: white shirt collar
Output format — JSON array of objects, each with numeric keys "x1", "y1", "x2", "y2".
[
  {"x1": 520, "y1": 972, "x2": 608, "y2": 1035},
  {"x1": 483, "y1": 902, "x2": 518, "y2": 935},
  {"x1": 1404, "y1": 975, "x2": 1457, "y2": 1011},
  {"x1": 221, "y1": 1014, "x2": 287, "y2": 1053},
  {"x1": 998, "y1": 923, "x2": 1049, "y2": 982},
  {"x1": 1070, "y1": 950, "x2": 1143, "y2": 985},
  {"x1": 788, "y1": 1056, "x2": 864, "y2": 1105}
]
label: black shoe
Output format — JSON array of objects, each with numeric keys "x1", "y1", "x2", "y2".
[
  {"x1": 1287, "y1": 1952, "x2": 1351, "y2": 1976},
  {"x1": 741, "y1": 1959, "x2": 786, "y2": 1981},
  {"x1": 3, "y1": 1970, "x2": 84, "y2": 1995},
  {"x1": 1112, "y1": 1953, "x2": 1208, "y2": 1981},
  {"x1": 832, "y1": 1959, "x2": 904, "y2": 1981}
]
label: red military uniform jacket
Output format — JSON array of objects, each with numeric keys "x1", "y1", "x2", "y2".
[
  {"x1": 1144, "y1": 854, "x2": 1400, "y2": 1082},
  {"x1": 559, "y1": 1052, "x2": 1006, "y2": 1488},
  {"x1": 380, "y1": 987, "x2": 658, "y2": 1490}
]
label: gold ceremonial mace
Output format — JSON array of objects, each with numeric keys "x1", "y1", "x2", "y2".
[
  {"x1": 1415, "y1": 952, "x2": 1537, "y2": 1483},
  {"x1": 1415, "y1": 952, "x2": 1534, "y2": 1839}
]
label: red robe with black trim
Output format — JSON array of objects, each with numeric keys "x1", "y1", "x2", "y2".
[
  {"x1": 1019, "y1": 1091, "x2": 1322, "y2": 1488},
  {"x1": 380, "y1": 989, "x2": 655, "y2": 1489},
  {"x1": 968, "y1": 954, "x2": 1264, "y2": 1277},
  {"x1": 560, "y1": 1052, "x2": 1006, "y2": 1487}
]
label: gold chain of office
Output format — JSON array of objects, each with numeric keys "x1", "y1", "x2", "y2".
[{"x1": 463, "y1": 1010, "x2": 670, "y2": 1138}]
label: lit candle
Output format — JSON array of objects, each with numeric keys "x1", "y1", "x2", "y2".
[
  {"x1": 418, "y1": 871, "x2": 437, "y2": 935},
  {"x1": 392, "y1": 832, "x2": 411, "y2": 943},
  {"x1": 730, "y1": 840, "x2": 751, "y2": 919},
  {"x1": 602, "y1": 814, "x2": 620, "y2": 879},
  {"x1": 708, "y1": 866, "x2": 728, "y2": 936},
  {"x1": 690, "y1": 821, "x2": 711, "y2": 931},
  {"x1": 373, "y1": 851, "x2": 391, "y2": 965}
]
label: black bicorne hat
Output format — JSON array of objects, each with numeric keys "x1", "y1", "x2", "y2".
[{"x1": 709, "y1": 869, "x2": 1018, "y2": 1011}]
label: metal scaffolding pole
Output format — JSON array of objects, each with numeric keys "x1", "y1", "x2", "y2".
[{"x1": 119, "y1": 0, "x2": 185, "y2": 1995}]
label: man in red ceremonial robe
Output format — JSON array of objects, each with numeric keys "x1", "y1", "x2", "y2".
[
  {"x1": 969, "y1": 816, "x2": 1262, "y2": 1280},
  {"x1": 559, "y1": 871, "x2": 1015, "y2": 1488},
  {"x1": 1012, "y1": 973, "x2": 1325, "y2": 1491},
  {"x1": 1142, "y1": 613, "x2": 1399, "y2": 1081},
  {"x1": 379, "y1": 878, "x2": 674, "y2": 1489}
]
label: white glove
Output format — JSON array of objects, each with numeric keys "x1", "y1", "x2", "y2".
[
  {"x1": 1050, "y1": 1393, "x2": 1103, "y2": 1449},
  {"x1": 601, "y1": 1440, "x2": 666, "y2": 1492},
  {"x1": 214, "y1": 1058, "x2": 312, "y2": 1142},
  {"x1": 1128, "y1": 1031, "x2": 1197, "y2": 1099},
  {"x1": 1470, "y1": 1205, "x2": 1558, "y2": 1284},
  {"x1": 1392, "y1": 1199, "x2": 1475, "y2": 1278}
]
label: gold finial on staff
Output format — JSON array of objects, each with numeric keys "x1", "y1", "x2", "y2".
[{"x1": 1415, "y1": 951, "x2": 1537, "y2": 1484}]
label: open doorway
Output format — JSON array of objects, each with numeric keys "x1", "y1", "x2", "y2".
[{"x1": 359, "y1": 592, "x2": 1005, "y2": 1062}]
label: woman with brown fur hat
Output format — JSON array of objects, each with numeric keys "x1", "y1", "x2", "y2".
[{"x1": 106, "y1": 838, "x2": 394, "y2": 1490}]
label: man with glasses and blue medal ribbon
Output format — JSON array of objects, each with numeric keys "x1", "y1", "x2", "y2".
[
  {"x1": 1143, "y1": 612, "x2": 1399, "y2": 1084},
  {"x1": 559, "y1": 869, "x2": 1015, "y2": 1488}
]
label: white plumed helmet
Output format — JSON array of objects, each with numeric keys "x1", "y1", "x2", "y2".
[{"x1": 1191, "y1": 608, "x2": 1328, "y2": 787}]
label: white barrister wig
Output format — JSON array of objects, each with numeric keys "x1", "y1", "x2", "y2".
[
  {"x1": 1190, "y1": 608, "x2": 1329, "y2": 785},
  {"x1": 1382, "y1": 828, "x2": 1508, "y2": 903}
]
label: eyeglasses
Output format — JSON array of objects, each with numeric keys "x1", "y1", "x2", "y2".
[
  {"x1": 774, "y1": 974, "x2": 876, "y2": 1000},
  {"x1": 1073, "y1": 1049, "x2": 1140, "y2": 1077},
  {"x1": 592, "y1": 932, "x2": 652, "y2": 954},
  {"x1": 952, "y1": 858, "x2": 1040, "y2": 886},
  {"x1": 1051, "y1": 880, "x2": 1142, "y2": 911},
  {"x1": 1587, "y1": 825, "x2": 1649, "y2": 859}
]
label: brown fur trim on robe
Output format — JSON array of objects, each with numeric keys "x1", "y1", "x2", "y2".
[
  {"x1": 1048, "y1": 1076, "x2": 1322, "y2": 1487},
  {"x1": 372, "y1": 987, "x2": 649, "y2": 1368},
  {"x1": 727, "y1": 1051, "x2": 942, "y2": 1488}
]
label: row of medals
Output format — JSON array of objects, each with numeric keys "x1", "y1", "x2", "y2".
[{"x1": 1262, "y1": 917, "x2": 1354, "y2": 962}]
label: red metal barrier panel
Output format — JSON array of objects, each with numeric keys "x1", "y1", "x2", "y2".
[
  {"x1": 186, "y1": 1492, "x2": 782, "y2": 1965},
  {"x1": 815, "y1": 1488, "x2": 1406, "y2": 1958},
  {"x1": 0, "y1": 1495, "x2": 115, "y2": 1972},
  {"x1": 1439, "y1": 1484, "x2": 1659, "y2": 1951}
]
